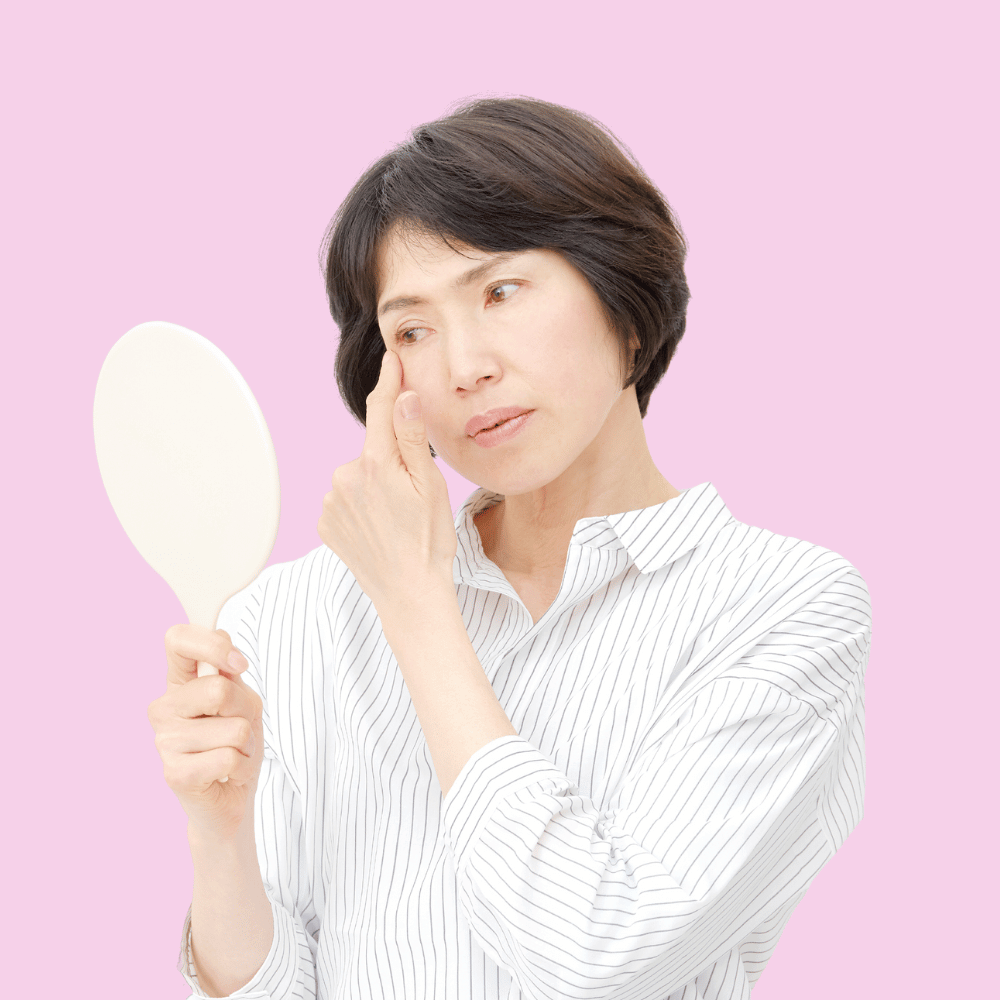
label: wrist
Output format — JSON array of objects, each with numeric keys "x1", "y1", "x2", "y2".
[
  {"x1": 187, "y1": 815, "x2": 255, "y2": 855},
  {"x1": 375, "y1": 571, "x2": 458, "y2": 626}
]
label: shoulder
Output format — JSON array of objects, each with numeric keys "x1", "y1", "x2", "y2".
[
  {"x1": 702, "y1": 515, "x2": 869, "y2": 624},
  {"x1": 217, "y1": 543, "x2": 363, "y2": 659},
  {"x1": 234, "y1": 542, "x2": 358, "y2": 607},
  {"x1": 216, "y1": 544, "x2": 364, "y2": 766},
  {"x1": 676, "y1": 517, "x2": 871, "y2": 727},
  {"x1": 250, "y1": 543, "x2": 353, "y2": 615}
]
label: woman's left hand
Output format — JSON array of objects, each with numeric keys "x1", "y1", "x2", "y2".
[{"x1": 318, "y1": 350, "x2": 457, "y2": 612}]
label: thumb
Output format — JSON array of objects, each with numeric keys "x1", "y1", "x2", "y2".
[{"x1": 395, "y1": 392, "x2": 433, "y2": 470}]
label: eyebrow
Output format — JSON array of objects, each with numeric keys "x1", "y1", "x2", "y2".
[{"x1": 377, "y1": 251, "x2": 525, "y2": 319}]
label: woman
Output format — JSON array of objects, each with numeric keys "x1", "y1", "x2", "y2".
[{"x1": 149, "y1": 96, "x2": 871, "y2": 999}]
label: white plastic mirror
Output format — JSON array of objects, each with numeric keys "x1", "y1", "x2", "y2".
[{"x1": 94, "y1": 320, "x2": 280, "y2": 690}]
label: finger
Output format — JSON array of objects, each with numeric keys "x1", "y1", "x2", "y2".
[
  {"x1": 164, "y1": 625, "x2": 249, "y2": 686},
  {"x1": 164, "y1": 744, "x2": 257, "y2": 791},
  {"x1": 157, "y1": 714, "x2": 256, "y2": 758},
  {"x1": 172, "y1": 672, "x2": 262, "y2": 723},
  {"x1": 363, "y1": 350, "x2": 403, "y2": 461},
  {"x1": 392, "y1": 390, "x2": 425, "y2": 456}
]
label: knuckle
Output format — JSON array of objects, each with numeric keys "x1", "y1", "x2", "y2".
[
  {"x1": 148, "y1": 695, "x2": 172, "y2": 729},
  {"x1": 162, "y1": 758, "x2": 184, "y2": 788},
  {"x1": 208, "y1": 633, "x2": 230, "y2": 666},
  {"x1": 205, "y1": 674, "x2": 229, "y2": 712}
]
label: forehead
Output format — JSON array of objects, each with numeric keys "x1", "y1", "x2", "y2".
[{"x1": 376, "y1": 224, "x2": 484, "y2": 292}]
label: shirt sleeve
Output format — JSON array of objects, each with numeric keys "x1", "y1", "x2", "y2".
[
  {"x1": 176, "y1": 572, "x2": 320, "y2": 999},
  {"x1": 441, "y1": 562, "x2": 870, "y2": 1000}
]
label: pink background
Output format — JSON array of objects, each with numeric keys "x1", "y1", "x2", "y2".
[{"x1": 2, "y1": 1, "x2": 995, "y2": 995}]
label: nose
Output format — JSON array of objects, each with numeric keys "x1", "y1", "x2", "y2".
[{"x1": 446, "y1": 328, "x2": 501, "y2": 393}]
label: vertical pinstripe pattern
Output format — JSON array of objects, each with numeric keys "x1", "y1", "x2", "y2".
[{"x1": 176, "y1": 482, "x2": 870, "y2": 999}]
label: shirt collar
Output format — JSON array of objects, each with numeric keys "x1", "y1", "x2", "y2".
[{"x1": 453, "y1": 481, "x2": 734, "y2": 583}]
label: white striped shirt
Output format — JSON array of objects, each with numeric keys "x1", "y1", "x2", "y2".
[{"x1": 178, "y1": 481, "x2": 870, "y2": 999}]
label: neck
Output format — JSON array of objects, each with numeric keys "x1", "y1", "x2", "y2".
[{"x1": 475, "y1": 390, "x2": 680, "y2": 579}]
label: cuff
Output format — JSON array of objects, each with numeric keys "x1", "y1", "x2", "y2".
[
  {"x1": 176, "y1": 890, "x2": 294, "y2": 998},
  {"x1": 441, "y1": 734, "x2": 572, "y2": 873}
]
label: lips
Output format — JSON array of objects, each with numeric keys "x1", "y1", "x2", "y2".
[{"x1": 465, "y1": 406, "x2": 533, "y2": 437}]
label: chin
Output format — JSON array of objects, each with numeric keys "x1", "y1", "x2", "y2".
[{"x1": 471, "y1": 455, "x2": 569, "y2": 498}]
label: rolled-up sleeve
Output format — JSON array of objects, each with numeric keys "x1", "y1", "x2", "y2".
[
  {"x1": 176, "y1": 573, "x2": 320, "y2": 999},
  {"x1": 177, "y1": 861, "x2": 316, "y2": 998},
  {"x1": 441, "y1": 575, "x2": 869, "y2": 999}
]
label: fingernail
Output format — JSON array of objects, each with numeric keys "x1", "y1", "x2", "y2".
[
  {"x1": 227, "y1": 649, "x2": 246, "y2": 671},
  {"x1": 401, "y1": 394, "x2": 420, "y2": 420}
]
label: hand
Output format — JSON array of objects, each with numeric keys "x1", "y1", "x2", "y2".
[
  {"x1": 147, "y1": 625, "x2": 264, "y2": 842},
  {"x1": 318, "y1": 350, "x2": 457, "y2": 610}
]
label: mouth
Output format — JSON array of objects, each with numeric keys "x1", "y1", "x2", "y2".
[
  {"x1": 467, "y1": 407, "x2": 534, "y2": 437},
  {"x1": 476, "y1": 418, "x2": 513, "y2": 435},
  {"x1": 470, "y1": 409, "x2": 535, "y2": 447}
]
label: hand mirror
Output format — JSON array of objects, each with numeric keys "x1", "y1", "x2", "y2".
[{"x1": 94, "y1": 321, "x2": 280, "y2": 687}]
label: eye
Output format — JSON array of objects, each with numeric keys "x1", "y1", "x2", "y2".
[
  {"x1": 396, "y1": 327, "x2": 425, "y2": 346},
  {"x1": 487, "y1": 281, "x2": 520, "y2": 304},
  {"x1": 395, "y1": 281, "x2": 521, "y2": 347}
]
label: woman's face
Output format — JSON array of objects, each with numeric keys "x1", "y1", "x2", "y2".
[{"x1": 375, "y1": 226, "x2": 637, "y2": 496}]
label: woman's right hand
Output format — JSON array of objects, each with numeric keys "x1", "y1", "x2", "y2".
[{"x1": 147, "y1": 625, "x2": 264, "y2": 842}]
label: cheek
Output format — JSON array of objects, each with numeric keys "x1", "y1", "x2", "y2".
[
  {"x1": 398, "y1": 363, "x2": 435, "y2": 417},
  {"x1": 399, "y1": 360, "x2": 422, "y2": 396}
]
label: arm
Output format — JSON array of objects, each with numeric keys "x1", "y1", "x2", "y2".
[
  {"x1": 188, "y1": 818, "x2": 273, "y2": 997},
  {"x1": 177, "y1": 572, "x2": 321, "y2": 999},
  {"x1": 379, "y1": 586, "x2": 517, "y2": 797},
  {"x1": 178, "y1": 750, "x2": 319, "y2": 998},
  {"x1": 441, "y1": 682, "x2": 841, "y2": 999},
  {"x1": 383, "y1": 564, "x2": 869, "y2": 999}
]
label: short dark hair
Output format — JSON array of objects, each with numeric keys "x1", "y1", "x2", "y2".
[{"x1": 320, "y1": 95, "x2": 690, "y2": 458}]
